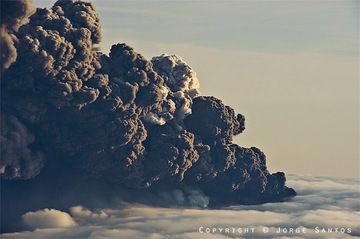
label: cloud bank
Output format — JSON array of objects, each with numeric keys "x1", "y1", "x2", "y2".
[{"x1": 2, "y1": 175, "x2": 359, "y2": 239}]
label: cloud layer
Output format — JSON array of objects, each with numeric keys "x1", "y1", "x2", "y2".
[{"x1": 2, "y1": 175, "x2": 359, "y2": 239}]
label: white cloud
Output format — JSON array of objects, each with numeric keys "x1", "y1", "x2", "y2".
[
  {"x1": 21, "y1": 209, "x2": 76, "y2": 230},
  {"x1": 2, "y1": 175, "x2": 359, "y2": 239},
  {"x1": 299, "y1": 209, "x2": 360, "y2": 229},
  {"x1": 70, "y1": 206, "x2": 109, "y2": 222}
]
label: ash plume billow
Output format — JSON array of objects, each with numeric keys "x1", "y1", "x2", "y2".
[{"x1": 0, "y1": 0, "x2": 296, "y2": 232}]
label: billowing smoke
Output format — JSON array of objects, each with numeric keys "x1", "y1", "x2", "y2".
[
  {"x1": 0, "y1": 0, "x2": 35, "y2": 72},
  {"x1": 152, "y1": 54, "x2": 200, "y2": 120},
  {"x1": 1, "y1": 0, "x2": 296, "y2": 232},
  {"x1": 0, "y1": 115, "x2": 43, "y2": 179}
]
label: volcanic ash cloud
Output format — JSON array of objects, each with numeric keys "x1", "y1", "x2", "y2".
[{"x1": 0, "y1": 0, "x2": 295, "y2": 214}]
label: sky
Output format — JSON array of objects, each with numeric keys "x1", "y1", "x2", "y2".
[{"x1": 33, "y1": 0, "x2": 359, "y2": 178}]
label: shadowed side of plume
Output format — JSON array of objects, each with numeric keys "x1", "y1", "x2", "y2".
[{"x1": 0, "y1": 0, "x2": 296, "y2": 232}]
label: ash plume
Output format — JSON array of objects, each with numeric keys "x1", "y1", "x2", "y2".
[
  {"x1": 0, "y1": 0, "x2": 35, "y2": 72},
  {"x1": 0, "y1": 115, "x2": 43, "y2": 179},
  {"x1": 1, "y1": 0, "x2": 296, "y2": 232}
]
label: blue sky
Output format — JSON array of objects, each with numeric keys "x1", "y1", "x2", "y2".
[
  {"x1": 88, "y1": 0, "x2": 359, "y2": 56},
  {"x1": 34, "y1": 1, "x2": 359, "y2": 55}
]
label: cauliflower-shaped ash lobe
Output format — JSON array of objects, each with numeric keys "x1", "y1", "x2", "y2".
[{"x1": 0, "y1": 0, "x2": 296, "y2": 210}]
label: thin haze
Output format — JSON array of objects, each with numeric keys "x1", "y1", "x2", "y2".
[{"x1": 33, "y1": 0, "x2": 360, "y2": 178}]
